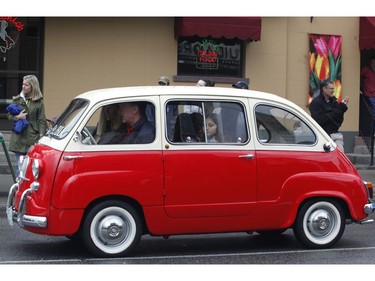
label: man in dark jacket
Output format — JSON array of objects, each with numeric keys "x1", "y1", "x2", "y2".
[
  {"x1": 108, "y1": 102, "x2": 155, "y2": 144},
  {"x1": 309, "y1": 80, "x2": 349, "y2": 151}
]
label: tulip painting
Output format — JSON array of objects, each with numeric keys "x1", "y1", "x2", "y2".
[{"x1": 309, "y1": 34, "x2": 342, "y2": 103}]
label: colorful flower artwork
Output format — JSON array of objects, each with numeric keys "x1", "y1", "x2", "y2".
[{"x1": 309, "y1": 34, "x2": 342, "y2": 103}]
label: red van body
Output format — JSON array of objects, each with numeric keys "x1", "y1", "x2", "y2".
[{"x1": 6, "y1": 86, "x2": 375, "y2": 257}]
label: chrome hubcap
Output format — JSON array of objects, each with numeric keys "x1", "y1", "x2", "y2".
[
  {"x1": 98, "y1": 215, "x2": 126, "y2": 245},
  {"x1": 307, "y1": 209, "x2": 333, "y2": 237}
]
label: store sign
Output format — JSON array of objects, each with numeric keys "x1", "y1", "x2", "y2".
[
  {"x1": 178, "y1": 36, "x2": 243, "y2": 77},
  {"x1": 196, "y1": 39, "x2": 219, "y2": 70},
  {"x1": 0, "y1": 17, "x2": 24, "y2": 53}
]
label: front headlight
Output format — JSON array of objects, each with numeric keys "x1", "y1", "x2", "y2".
[
  {"x1": 32, "y1": 159, "x2": 40, "y2": 180},
  {"x1": 18, "y1": 155, "x2": 30, "y2": 180}
]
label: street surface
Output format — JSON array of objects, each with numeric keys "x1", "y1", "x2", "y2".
[{"x1": 1, "y1": 168, "x2": 375, "y2": 277}]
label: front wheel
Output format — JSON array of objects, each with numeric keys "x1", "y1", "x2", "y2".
[
  {"x1": 293, "y1": 199, "x2": 345, "y2": 249},
  {"x1": 81, "y1": 200, "x2": 142, "y2": 257}
]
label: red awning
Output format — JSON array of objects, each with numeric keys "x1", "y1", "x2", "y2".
[
  {"x1": 174, "y1": 17, "x2": 261, "y2": 41},
  {"x1": 359, "y1": 17, "x2": 375, "y2": 50}
]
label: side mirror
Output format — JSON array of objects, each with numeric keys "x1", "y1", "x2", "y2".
[{"x1": 323, "y1": 142, "x2": 334, "y2": 152}]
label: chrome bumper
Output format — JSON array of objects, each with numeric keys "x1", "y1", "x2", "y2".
[
  {"x1": 6, "y1": 182, "x2": 47, "y2": 228},
  {"x1": 364, "y1": 202, "x2": 375, "y2": 215}
]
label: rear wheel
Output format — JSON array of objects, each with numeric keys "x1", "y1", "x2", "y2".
[
  {"x1": 293, "y1": 199, "x2": 345, "y2": 249},
  {"x1": 82, "y1": 200, "x2": 142, "y2": 257}
]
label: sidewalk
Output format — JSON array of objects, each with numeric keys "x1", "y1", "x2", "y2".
[
  {"x1": 0, "y1": 173, "x2": 15, "y2": 196},
  {"x1": 0, "y1": 174, "x2": 14, "y2": 211}
]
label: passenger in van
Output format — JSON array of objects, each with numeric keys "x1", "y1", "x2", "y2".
[
  {"x1": 205, "y1": 113, "x2": 231, "y2": 143},
  {"x1": 107, "y1": 102, "x2": 155, "y2": 144},
  {"x1": 93, "y1": 104, "x2": 122, "y2": 144}
]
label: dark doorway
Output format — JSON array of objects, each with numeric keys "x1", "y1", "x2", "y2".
[{"x1": 0, "y1": 17, "x2": 44, "y2": 130}]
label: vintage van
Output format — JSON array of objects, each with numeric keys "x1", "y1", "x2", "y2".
[{"x1": 6, "y1": 86, "x2": 375, "y2": 257}]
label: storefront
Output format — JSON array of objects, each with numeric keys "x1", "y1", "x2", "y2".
[
  {"x1": 0, "y1": 17, "x2": 371, "y2": 152},
  {"x1": 0, "y1": 17, "x2": 44, "y2": 130}
]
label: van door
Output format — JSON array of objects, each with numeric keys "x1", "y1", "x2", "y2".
[
  {"x1": 53, "y1": 98, "x2": 164, "y2": 209},
  {"x1": 161, "y1": 98, "x2": 257, "y2": 219}
]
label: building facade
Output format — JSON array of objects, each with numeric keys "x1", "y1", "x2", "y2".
[{"x1": 1, "y1": 17, "x2": 374, "y2": 151}]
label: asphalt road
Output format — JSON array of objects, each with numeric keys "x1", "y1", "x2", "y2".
[
  {"x1": 1, "y1": 168, "x2": 375, "y2": 271},
  {"x1": 1, "y1": 203, "x2": 375, "y2": 280}
]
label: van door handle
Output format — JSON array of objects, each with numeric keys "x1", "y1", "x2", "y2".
[
  {"x1": 63, "y1": 155, "x2": 83, "y2": 161},
  {"x1": 238, "y1": 154, "x2": 254, "y2": 159}
]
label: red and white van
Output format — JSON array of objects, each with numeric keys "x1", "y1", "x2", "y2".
[{"x1": 6, "y1": 86, "x2": 375, "y2": 257}]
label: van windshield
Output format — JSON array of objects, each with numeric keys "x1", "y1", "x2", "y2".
[{"x1": 47, "y1": 98, "x2": 89, "y2": 140}]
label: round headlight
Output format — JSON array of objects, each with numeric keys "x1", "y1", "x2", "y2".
[{"x1": 32, "y1": 159, "x2": 40, "y2": 179}]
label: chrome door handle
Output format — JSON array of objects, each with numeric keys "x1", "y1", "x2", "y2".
[
  {"x1": 238, "y1": 154, "x2": 254, "y2": 159},
  {"x1": 63, "y1": 155, "x2": 83, "y2": 161}
]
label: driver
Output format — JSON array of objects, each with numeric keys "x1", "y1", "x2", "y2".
[{"x1": 107, "y1": 102, "x2": 155, "y2": 144}]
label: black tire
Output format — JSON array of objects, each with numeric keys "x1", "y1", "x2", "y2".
[
  {"x1": 256, "y1": 228, "x2": 288, "y2": 236},
  {"x1": 293, "y1": 198, "x2": 345, "y2": 249},
  {"x1": 81, "y1": 200, "x2": 142, "y2": 257},
  {"x1": 65, "y1": 232, "x2": 81, "y2": 242}
]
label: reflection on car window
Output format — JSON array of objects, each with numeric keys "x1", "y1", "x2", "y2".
[
  {"x1": 255, "y1": 104, "x2": 316, "y2": 145},
  {"x1": 166, "y1": 100, "x2": 248, "y2": 144},
  {"x1": 47, "y1": 98, "x2": 89, "y2": 140},
  {"x1": 85, "y1": 101, "x2": 156, "y2": 145}
]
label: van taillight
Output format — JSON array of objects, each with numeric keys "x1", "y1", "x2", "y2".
[{"x1": 365, "y1": 181, "x2": 373, "y2": 199}]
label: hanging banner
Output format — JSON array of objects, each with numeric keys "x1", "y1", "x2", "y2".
[
  {"x1": 308, "y1": 34, "x2": 342, "y2": 104},
  {"x1": 0, "y1": 17, "x2": 24, "y2": 54}
]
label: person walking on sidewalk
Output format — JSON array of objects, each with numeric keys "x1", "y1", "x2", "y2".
[{"x1": 7, "y1": 75, "x2": 46, "y2": 177}]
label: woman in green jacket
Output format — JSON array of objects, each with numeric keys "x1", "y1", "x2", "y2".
[{"x1": 7, "y1": 75, "x2": 46, "y2": 177}]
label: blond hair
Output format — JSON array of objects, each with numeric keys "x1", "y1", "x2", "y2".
[{"x1": 23, "y1": 75, "x2": 43, "y2": 101}]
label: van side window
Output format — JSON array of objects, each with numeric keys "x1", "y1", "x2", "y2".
[
  {"x1": 255, "y1": 104, "x2": 316, "y2": 145},
  {"x1": 84, "y1": 101, "x2": 156, "y2": 145},
  {"x1": 166, "y1": 100, "x2": 248, "y2": 144}
]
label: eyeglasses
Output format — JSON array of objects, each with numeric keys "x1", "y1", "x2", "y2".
[
  {"x1": 325, "y1": 87, "x2": 335, "y2": 90},
  {"x1": 159, "y1": 82, "x2": 167, "y2": 86}
]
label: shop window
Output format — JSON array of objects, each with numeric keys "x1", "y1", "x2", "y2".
[
  {"x1": 177, "y1": 36, "x2": 244, "y2": 79},
  {"x1": 0, "y1": 17, "x2": 44, "y2": 130}
]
